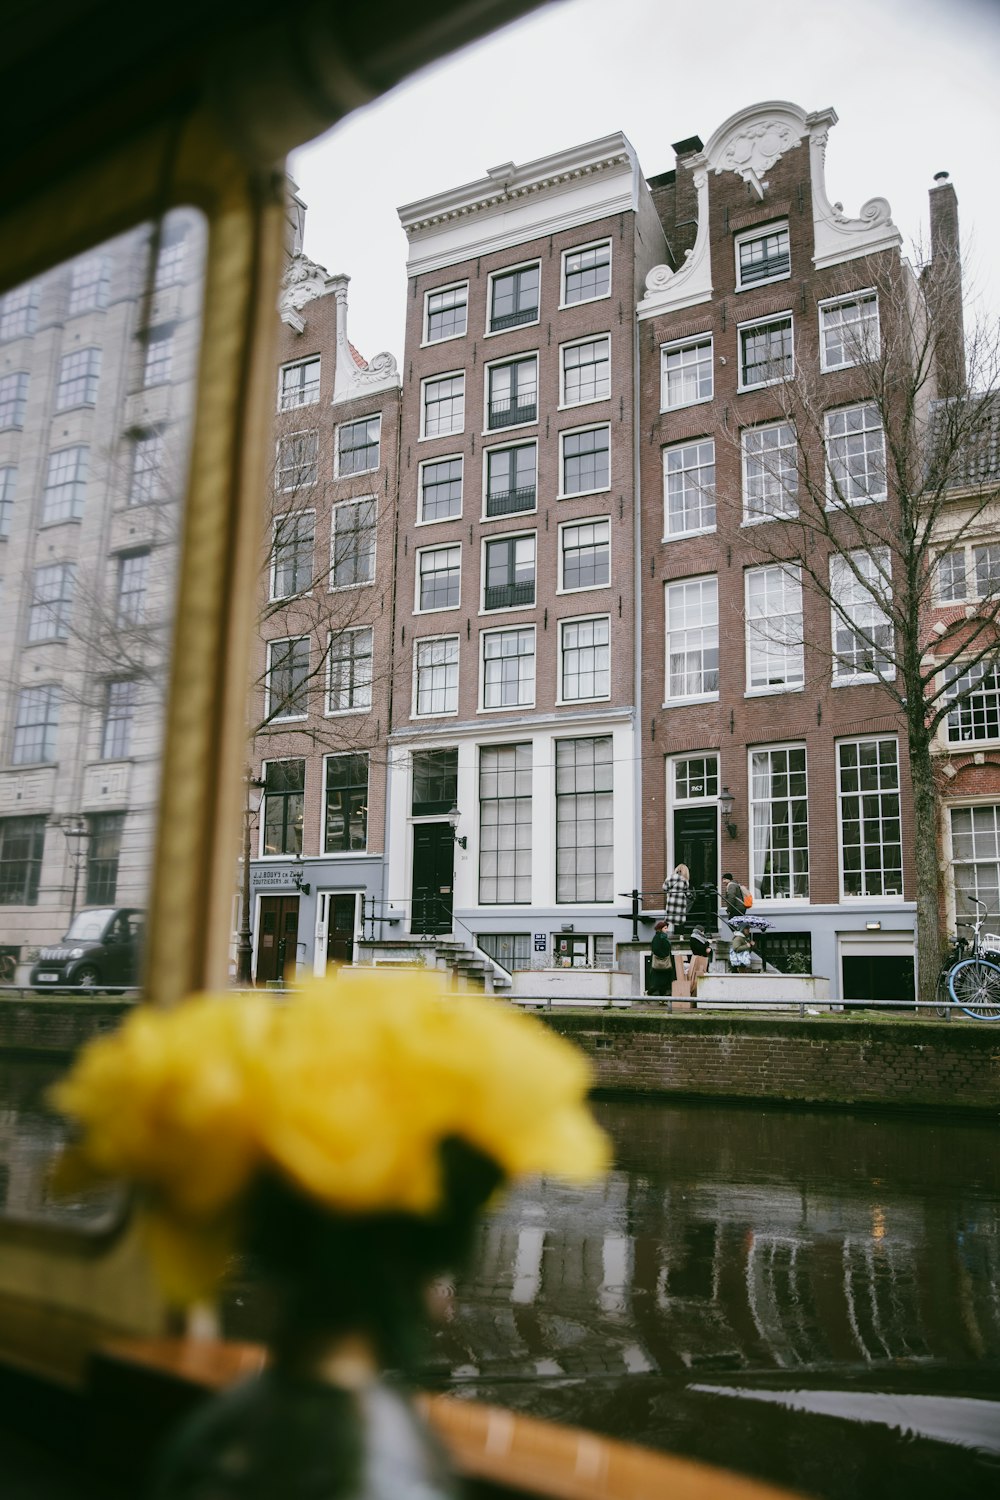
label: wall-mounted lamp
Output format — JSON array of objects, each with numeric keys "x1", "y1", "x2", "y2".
[
  {"x1": 719, "y1": 785, "x2": 738, "y2": 839},
  {"x1": 291, "y1": 862, "x2": 311, "y2": 897},
  {"x1": 447, "y1": 802, "x2": 467, "y2": 850},
  {"x1": 865, "y1": 920, "x2": 881, "y2": 931}
]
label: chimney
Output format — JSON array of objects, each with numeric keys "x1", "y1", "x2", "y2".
[
  {"x1": 671, "y1": 135, "x2": 704, "y2": 263},
  {"x1": 928, "y1": 171, "x2": 966, "y2": 395}
]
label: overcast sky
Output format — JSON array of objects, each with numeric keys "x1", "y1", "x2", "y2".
[{"x1": 290, "y1": 0, "x2": 1000, "y2": 364}]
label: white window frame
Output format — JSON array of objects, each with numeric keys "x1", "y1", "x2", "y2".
[
  {"x1": 934, "y1": 542, "x2": 1000, "y2": 605},
  {"x1": 560, "y1": 239, "x2": 612, "y2": 308},
  {"x1": 558, "y1": 516, "x2": 611, "y2": 594},
  {"x1": 270, "y1": 509, "x2": 316, "y2": 601},
  {"x1": 56, "y1": 345, "x2": 102, "y2": 408},
  {"x1": 68, "y1": 255, "x2": 110, "y2": 316},
  {"x1": 420, "y1": 370, "x2": 465, "y2": 440},
  {"x1": 830, "y1": 549, "x2": 895, "y2": 685},
  {"x1": 949, "y1": 802, "x2": 1000, "y2": 928},
  {"x1": 423, "y1": 281, "x2": 469, "y2": 345},
  {"x1": 559, "y1": 423, "x2": 611, "y2": 499},
  {"x1": 559, "y1": 333, "x2": 611, "y2": 409},
  {"x1": 141, "y1": 330, "x2": 172, "y2": 389},
  {"x1": 41, "y1": 445, "x2": 89, "y2": 525},
  {"x1": 481, "y1": 531, "x2": 536, "y2": 614},
  {"x1": 558, "y1": 614, "x2": 611, "y2": 704},
  {"x1": 942, "y1": 660, "x2": 1000, "y2": 746},
  {"x1": 478, "y1": 744, "x2": 533, "y2": 906},
  {"x1": 663, "y1": 437, "x2": 716, "y2": 539},
  {"x1": 335, "y1": 413, "x2": 381, "y2": 478},
  {"x1": 824, "y1": 403, "x2": 888, "y2": 506},
  {"x1": 664, "y1": 575, "x2": 719, "y2": 704},
  {"x1": 749, "y1": 742, "x2": 810, "y2": 903},
  {"x1": 744, "y1": 563, "x2": 804, "y2": 695},
  {"x1": 484, "y1": 352, "x2": 538, "y2": 434},
  {"x1": 265, "y1": 636, "x2": 310, "y2": 722},
  {"x1": 276, "y1": 429, "x2": 318, "y2": 492},
  {"x1": 325, "y1": 626, "x2": 374, "y2": 716},
  {"x1": 738, "y1": 313, "x2": 794, "y2": 391},
  {"x1": 836, "y1": 736, "x2": 903, "y2": 901},
  {"x1": 819, "y1": 290, "x2": 880, "y2": 372},
  {"x1": 480, "y1": 625, "x2": 536, "y2": 712},
  {"x1": 735, "y1": 221, "x2": 791, "y2": 292},
  {"x1": 486, "y1": 259, "x2": 541, "y2": 337},
  {"x1": 741, "y1": 420, "x2": 799, "y2": 523},
  {"x1": 330, "y1": 496, "x2": 377, "y2": 589},
  {"x1": 278, "y1": 355, "x2": 321, "y2": 411},
  {"x1": 322, "y1": 752, "x2": 370, "y2": 856},
  {"x1": 415, "y1": 542, "x2": 462, "y2": 613},
  {"x1": 413, "y1": 634, "x2": 459, "y2": 718},
  {"x1": 483, "y1": 439, "x2": 537, "y2": 521},
  {"x1": 417, "y1": 453, "x2": 463, "y2": 526},
  {"x1": 660, "y1": 333, "x2": 714, "y2": 412}
]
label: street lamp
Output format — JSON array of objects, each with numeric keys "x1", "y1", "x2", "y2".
[
  {"x1": 719, "y1": 786, "x2": 738, "y2": 840},
  {"x1": 446, "y1": 801, "x2": 467, "y2": 850},
  {"x1": 60, "y1": 815, "x2": 90, "y2": 921},
  {"x1": 236, "y1": 772, "x2": 266, "y2": 986}
]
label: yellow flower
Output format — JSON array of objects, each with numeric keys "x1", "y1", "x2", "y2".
[{"x1": 51, "y1": 969, "x2": 609, "y2": 1297}]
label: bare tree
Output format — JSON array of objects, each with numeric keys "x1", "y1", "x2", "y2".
[{"x1": 716, "y1": 247, "x2": 1000, "y2": 1004}]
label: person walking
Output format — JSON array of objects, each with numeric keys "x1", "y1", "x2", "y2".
[
  {"x1": 662, "y1": 862, "x2": 692, "y2": 935},
  {"x1": 722, "y1": 871, "x2": 748, "y2": 921},
  {"x1": 647, "y1": 919, "x2": 675, "y2": 999}
]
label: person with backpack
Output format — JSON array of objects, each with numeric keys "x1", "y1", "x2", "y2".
[
  {"x1": 647, "y1": 919, "x2": 675, "y2": 999},
  {"x1": 722, "y1": 871, "x2": 751, "y2": 920}
]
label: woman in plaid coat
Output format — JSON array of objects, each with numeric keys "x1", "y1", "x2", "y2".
[{"x1": 662, "y1": 862, "x2": 692, "y2": 933}]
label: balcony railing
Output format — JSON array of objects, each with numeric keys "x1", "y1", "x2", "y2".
[
  {"x1": 484, "y1": 580, "x2": 535, "y2": 610},
  {"x1": 489, "y1": 306, "x2": 538, "y2": 332},
  {"x1": 486, "y1": 485, "x2": 536, "y2": 517},
  {"x1": 488, "y1": 398, "x2": 537, "y2": 430}
]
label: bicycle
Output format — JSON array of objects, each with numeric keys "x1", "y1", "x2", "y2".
[{"x1": 945, "y1": 898, "x2": 1000, "y2": 1019}]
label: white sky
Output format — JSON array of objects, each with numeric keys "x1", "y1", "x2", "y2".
[{"x1": 290, "y1": 0, "x2": 1000, "y2": 364}]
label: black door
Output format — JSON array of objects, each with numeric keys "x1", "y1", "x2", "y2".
[
  {"x1": 257, "y1": 895, "x2": 299, "y2": 983},
  {"x1": 842, "y1": 952, "x2": 915, "y2": 1006},
  {"x1": 674, "y1": 806, "x2": 718, "y2": 928},
  {"x1": 411, "y1": 823, "x2": 454, "y2": 934},
  {"x1": 326, "y1": 893, "x2": 357, "y2": 966}
]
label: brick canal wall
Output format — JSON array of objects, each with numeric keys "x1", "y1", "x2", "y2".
[
  {"x1": 2, "y1": 999, "x2": 998, "y2": 1114},
  {"x1": 542, "y1": 1012, "x2": 1000, "y2": 1115}
]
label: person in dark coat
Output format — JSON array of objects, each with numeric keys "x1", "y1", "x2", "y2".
[
  {"x1": 647, "y1": 919, "x2": 675, "y2": 998},
  {"x1": 722, "y1": 871, "x2": 747, "y2": 920}
]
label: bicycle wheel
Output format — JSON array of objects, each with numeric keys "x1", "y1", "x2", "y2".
[
  {"x1": 935, "y1": 970, "x2": 951, "y2": 1019},
  {"x1": 948, "y1": 958, "x2": 1000, "y2": 1019}
]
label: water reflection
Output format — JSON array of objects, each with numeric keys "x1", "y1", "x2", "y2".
[{"x1": 0, "y1": 1058, "x2": 119, "y2": 1224}]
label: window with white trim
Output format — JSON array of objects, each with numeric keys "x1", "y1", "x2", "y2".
[
  {"x1": 0, "y1": 284, "x2": 39, "y2": 340},
  {"x1": 0, "y1": 816, "x2": 45, "y2": 905},
  {"x1": 262, "y1": 760, "x2": 305, "y2": 856},
  {"x1": 101, "y1": 679, "x2": 137, "y2": 759},
  {"x1": 837, "y1": 737, "x2": 902, "y2": 898},
  {"x1": 153, "y1": 226, "x2": 188, "y2": 290},
  {"x1": 935, "y1": 543, "x2": 1000, "y2": 604},
  {"x1": 561, "y1": 425, "x2": 609, "y2": 496},
  {"x1": 277, "y1": 430, "x2": 318, "y2": 491},
  {"x1": 86, "y1": 813, "x2": 124, "y2": 905},
  {"x1": 673, "y1": 755, "x2": 718, "y2": 801},
  {"x1": 562, "y1": 241, "x2": 611, "y2": 305},
  {"x1": 944, "y1": 661, "x2": 1000, "y2": 743},
  {"x1": 69, "y1": 255, "x2": 111, "y2": 315},
  {"x1": 425, "y1": 283, "x2": 468, "y2": 343},
  {"x1": 560, "y1": 616, "x2": 610, "y2": 701},
  {"x1": 951, "y1": 805, "x2": 1000, "y2": 925},
  {"x1": 555, "y1": 736, "x2": 613, "y2": 902},
  {"x1": 484, "y1": 534, "x2": 534, "y2": 611},
  {"x1": 141, "y1": 329, "x2": 172, "y2": 389},
  {"x1": 482, "y1": 626, "x2": 535, "y2": 709},
  {"x1": 739, "y1": 315, "x2": 793, "y2": 388},
  {"x1": 419, "y1": 455, "x2": 462, "y2": 523},
  {"x1": 489, "y1": 263, "x2": 539, "y2": 332},
  {"x1": 28, "y1": 563, "x2": 75, "y2": 643},
  {"x1": 820, "y1": 291, "x2": 880, "y2": 371},
  {"x1": 129, "y1": 429, "x2": 164, "y2": 505},
  {"x1": 487, "y1": 355, "x2": 537, "y2": 430},
  {"x1": 266, "y1": 637, "x2": 309, "y2": 720},
  {"x1": 422, "y1": 372, "x2": 465, "y2": 437},
  {"x1": 750, "y1": 744, "x2": 809, "y2": 900},
  {"x1": 561, "y1": 336, "x2": 610, "y2": 406},
  {"x1": 664, "y1": 437, "x2": 715, "y2": 536},
  {"x1": 414, "y1": 636, "x2": 458, "y2": 716},
  {"x1": 279, "y1": 356, "x2": 320, "y2": 410},
  {"x1": 0, "y1": 372, "x2": 28, "y2": 429},
  {"x1": 477, "y1": 932, "x2": 531, "y2": 969},
  {"x1": 12, "y1": 685, "x2": 60, "y2": 765},
  {"x1": 485, "y1": 441, "x2": 536, "y2": 517},
  {"x1": 327, "y1": 627, "x2": 373, "y2": 713},
  {"x1": 331, "y1": 497, "x2": 376, "y2": 587},
  {"x1": 741, "y1": 421, "x2": 798, "y2": 521},
  {"x1": 271, "y1": 511, "x2": 315, "y2": 600},
  {"x1": 116, "y1": 550, "x2": 150, "y2": 626},
  {"x1": 417, "y1": 544, "x2": 461, "y2": 611},
  {"x1": 479, "y1": 744, "x2": 532, "y2": 904},
  {"x1": 745, "y1": 564, "x2": 803, "y2": 692},
  {"x1": 661, "y1": 335, "x2": 713, "y2": 410},
  {"x1": 830, "y1": 550, "x2": 894, "y2": 682},
  {"x1": 336, "y1": 415, "x2": 380, "y2": 476},
  {"x1": 324, "y1": 753, "x2": 369, "y2": 853},
  {"x1": 665, "y1": 576, "x2": 718, "y2": 700},
  {"x1": 560, "y1": 518, "x2": 609, "y2": 591},
  {"x1": 735, "y1": 222, "x2": 790, "y2": 290},
  {"x1": 57, "y1": 346, "x2": 101, "y2": 407},
  {"x1": 41, "y1": 446, "x2": 88, "y2": 524},
  {"x1": 825, "y1": 403, "x2": 887, "y2": 504},
  {"x1": 0, "y1": 465, "x2": 15, "y2": 539}
]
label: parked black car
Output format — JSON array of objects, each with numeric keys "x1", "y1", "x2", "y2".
[{"x1": 30, "y1": 908, "x2": 145, "y2": 991}]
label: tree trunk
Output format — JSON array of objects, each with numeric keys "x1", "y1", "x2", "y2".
[{"x1": 908, "y1": 723, "x2": 943, "y2": 1009}]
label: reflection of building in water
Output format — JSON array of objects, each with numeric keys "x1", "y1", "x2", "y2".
[{"x1": 0, "y1": 215, "x2": 204, "y2": 957}]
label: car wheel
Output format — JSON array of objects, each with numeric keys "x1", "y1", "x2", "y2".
[{"x1": 75, "y1": 965, "x2": 101, "y2": 990}]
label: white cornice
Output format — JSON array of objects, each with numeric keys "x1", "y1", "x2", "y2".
[{"x1": 638, "y1": 158, "x2": 713, "y2": 321}]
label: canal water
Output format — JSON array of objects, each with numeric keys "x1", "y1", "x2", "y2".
[{"x1": 2, "y1": 1061, "x2": 998, "y2": 1498}]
